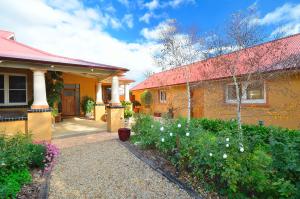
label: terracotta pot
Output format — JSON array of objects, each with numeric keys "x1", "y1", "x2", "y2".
[{"x1": 118, "y1": 128, "x2": 131, "y2": 142}]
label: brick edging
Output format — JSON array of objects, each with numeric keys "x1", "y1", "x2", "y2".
[{"x1": 119, "y1": 141, "x2": 203, "y2": 199}]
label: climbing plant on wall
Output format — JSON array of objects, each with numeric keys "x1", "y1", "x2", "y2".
[{"x1": 46, "y1": 71, "x2": 64, "y2": 110}]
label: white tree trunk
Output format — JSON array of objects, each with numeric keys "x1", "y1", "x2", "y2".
[{"x1": 186, "y1": 82, "x2": 191, "y2": 122}]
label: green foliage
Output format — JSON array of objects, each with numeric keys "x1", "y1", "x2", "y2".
[
  {"x1": 81, "y1": 96, "x2": 95, "y2": 114},
  {"x1": 46, "y1": 71, "x2": 64, "y2": 108},
  {"x1": 131, "y1": 115, "x2": 300, "y2": 198},
  {"x1": 124, "y1": 109, "x2": 134, "y2": 119},
  {"x1": 140, "y1": 90, "x2": 153, "y2": 107},
  {"x1": 51, "y1": 107, "x2": 59, "y2": 117},
  {"x1": 132, "y1": 100, "x2": 141, "y2": 107},
  {"x1": 27, "y1": 143, "x2": 46, "y2": 169},
  {"x1": 0, "y1": 169, "x2": 32, "y2": 199},
  {"x1": 0, "y1": 134, "x2": 47, "y2": 198}
]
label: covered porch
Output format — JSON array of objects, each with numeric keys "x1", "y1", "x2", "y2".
[{"x1": 0, "y1": 30, "x2": 132, "y2": 141}]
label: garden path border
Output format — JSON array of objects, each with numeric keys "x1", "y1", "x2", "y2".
[
  {"x1": 119, "y1": 140, "x2": 203, "y2": 199},
  {"x1": 38, "y1": 171, "x2": 51, "y2": 199}
]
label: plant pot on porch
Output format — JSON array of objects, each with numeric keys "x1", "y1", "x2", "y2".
[
  {"x1": 55, "y1": 113, "x2": 62, "y2": 123},
  {"x1": 133, "y1": 106, "x2": 140, "y2": 113},
  {"x1": 118, "y1": 128, "x2": 131, "y2": 141}
]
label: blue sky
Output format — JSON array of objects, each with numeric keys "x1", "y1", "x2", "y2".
[{"x1": 0, "y1": 0, "x2": 300, "y2": 85}]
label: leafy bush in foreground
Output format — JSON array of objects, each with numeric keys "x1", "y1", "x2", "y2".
[
  {"x1": 131, "y1": 114, "x2": 300, "y2": 198},
  {"x1": 0, "y1": 134, "x2": 59, "y2": 198}
]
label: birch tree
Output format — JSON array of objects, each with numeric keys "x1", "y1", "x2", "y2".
[
  {"x1": 203, "y1": 8, "x2": 299, "y2": 134},
  {"x1": 154, "y1": 20, "x2": 203, "y2": 122}
]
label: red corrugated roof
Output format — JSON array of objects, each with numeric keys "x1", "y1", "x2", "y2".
[
  {"x1": 132, "y1": 33, "x2": 300, "y2": 91},
  {"x1": 0, "y1": 30, "x2": 128, "y2": 71}
]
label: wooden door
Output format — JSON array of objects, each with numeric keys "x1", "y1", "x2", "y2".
[
  {"x1": 62, "y1": 89, "x2": 76, "y2": 116},
  {"x1": 191, "y1": 89, "x2": 204, "y2": 118}
]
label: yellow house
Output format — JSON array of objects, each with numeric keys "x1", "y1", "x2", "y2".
[
  {"x1": 132, "y1": 34, "x2": 300, "y2": 129},
  {"x1": 0, "y1": 30, "x2": 133, "y2": 140}
]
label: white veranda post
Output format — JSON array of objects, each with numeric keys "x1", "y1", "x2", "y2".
[
  {"x1": 124, "y1": 84, "x2": 130, "y2": 102},
  {"x1": 111, "y1": 76, "x2": 120, "y2": 105},
  {"x1": 96, "y1": 82, "x2": 103, "y2": 104},
  {"x1": 31, "y1": 70, "x2": 49, "y2": 109}
]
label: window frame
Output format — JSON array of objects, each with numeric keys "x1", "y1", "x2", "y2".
[
  {"x1": 0, "y1": 73, "x2": 28, "y2": 106},
  {"x1": 225, "y1": 81, "x2": 266, "y2": 104},
  {"x1": 159, "y1": 90, "x2": 167, "y2": 103}
]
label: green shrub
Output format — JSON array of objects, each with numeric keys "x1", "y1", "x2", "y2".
[
  {"x1": 140, "y1": 90, "x2": 152, "y2": 107},
  {"x1": 27, "y1": 143, "x2": 46, "y2": 169},
  {"x1": 81, "y1": 96, "x2": 95, "y2": 114},
  {"x1": 131, "y1": 115, "x2": 300, "y2": 198},
  {"x1": 0, "y1": 169, "x2": 32, "y2": 198},
  {"x1": 0, "y1": 134, "x2": 48, "y2": 198}
]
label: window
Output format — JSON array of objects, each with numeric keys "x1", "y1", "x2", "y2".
[
  {"x1": 0, "y1": 75, "x2": 4, "y2": 104},
  {"x1": 159, "y1": 90, "x2": 167, "y2": 103},
  {"x1": 0, "y1": 74, "x2": 27, "y2": 106},
  {"x1": 225, "y1": 81, "x2": 265, "y2": 104}
]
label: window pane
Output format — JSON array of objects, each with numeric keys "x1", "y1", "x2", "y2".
[
  {"x1": 0, "y1": 90, "x2": 3, "y2": 103},
  {"x1": 227, "y1": 85, "x2": 237, "y2": 100},
  {"x1": 9, "y1": 76, "x2": 26, "y2": 89},
  {"x1": 0, "y1": 75, "x2": 3, "y2": 89},
  {"x1": 9, "y1": 90, "x2": 26, "y2": 103},
  {"x1": 247, "y1": 82, "x2": 264, "y2": 100}
]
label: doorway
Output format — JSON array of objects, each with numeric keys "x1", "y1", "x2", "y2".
[{"x1": 61, "y1": 84, "x2": 80, "y2": 116}]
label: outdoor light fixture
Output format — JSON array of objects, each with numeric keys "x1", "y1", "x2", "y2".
[
  {"x1": 50, "y1": 65, "x2": 55, "y2": 68},
  {"x1": 0, "y1": 60, "x2": 3, "y2": 63},
  {"x1": 91, "y1": 68, "x2": 94, "y2": 72}
]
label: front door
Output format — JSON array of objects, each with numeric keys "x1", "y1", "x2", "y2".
[{"x1": 61, "y1": 84, "x2": 80, "y2": 116}]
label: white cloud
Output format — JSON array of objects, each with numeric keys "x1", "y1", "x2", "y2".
[
  {"x1": 0, "y1": 0, "x2": 158, "y2": 84},
  {"x1": 255, "y1": 3, "x2": 300, "y2": 36},
  {"x1": 118, "y1": 0, "x2": 130, "y2": 7},
  {"x1": 140, "y1": 19, "x2": 173, "y2": 40},
  {"x1": 139, "y1": 12, "x2": 153, "y2": 23},
  {"x1": 122, "y1": 14, "x2": 134, "y2": 28},
  {"x1": 144, "y1": 0, "x2": 160, "y2": 10},
  {"x1": 167, "y1": 0, "x2": 195, "y2": 8}
]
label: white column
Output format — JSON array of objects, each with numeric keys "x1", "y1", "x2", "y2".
[
  {"x1": 124, "y1": 84, "x2": 130, "y2": 102},
  {"x1": 31, "y1": 70, "x2": 49, "y2": 108},
  {"x1": 110, "y1": 76, "x2": 120, "y2": 105},
  {"x1": 96, "y1": 82, "x2": 103, "y2": 104}
]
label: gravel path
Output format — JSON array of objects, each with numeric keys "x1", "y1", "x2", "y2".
[{"x1": 49, "y1": 133, "x2": 192, "y2": 199}]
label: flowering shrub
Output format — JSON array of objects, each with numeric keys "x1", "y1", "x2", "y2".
[
  {"x1": 131, "y1": 114, "x2": 300, "y2": 198},
  {"x1": 41, "y1": 142, "x2": 60, "y2": 174},
  {"x1": 0, "y1": 134, "x2": 60, "y2": 198}
]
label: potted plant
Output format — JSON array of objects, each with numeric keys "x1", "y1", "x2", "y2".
[
  {"x1": 51, "y1": 108, "x2": 59, "y2": 125},
  {"x1": 81, "y1": 96, "x2": 95, "y2": 118},
  {"x1": 121, "y1": 101, "x2": 134, "y2": 127},
  {"x1": 140, "y1": 90, "x2": 152, "y2": 114},
  {"x1": 132, "y1": 100, "x2": 141, "y2": 113}
]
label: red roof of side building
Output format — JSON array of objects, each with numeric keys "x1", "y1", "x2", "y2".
[
  {"x1": 131, "y1": 33, "x2": 300, "y2": 91},
  {"x1": 0, "y1": 30, "x2": 128, "y2": 71}
]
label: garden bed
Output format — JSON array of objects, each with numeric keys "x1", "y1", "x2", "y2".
[
  {"x1": 121, "y1": 140, "x2": 220, "y2": 199},
  {"x1": 130, "y1": 114, "x2": 300, "y2": 199},
  {"x1": 0, "y1": 134, "x2": 59, "y2": 198}
]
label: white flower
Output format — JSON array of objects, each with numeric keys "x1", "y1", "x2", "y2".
[
  {"x1": 151, "y1": 125, "x2": 154, "y2": 128},
  {"x1": 240, "y1": 147, "x2": 244, "y2": 152},
  {"x1": 226, "y1": 138, "x2": 229, "y2": 142},
  {"x1": 169, "y1": 132, "x2": 173, "y2": 136},
  {"x1": 223, "y1": 153, "x2": 228, "y2": 159},
  {"x1": 1, "y1": 162, "x2": 5, "y2": 166},
  {"x1": 226, "y1": 143, "x2": 230, "y2": 148},
  {"x1": 209, "y1": 153, "x2": 213, "y2": 157},
  {"x1": 161, "y1": 138, "x2": 165, "y2": 142},
  {"x1": 160, "y1": 126, "x2": 164, "y2": 132},
  {"x1": 177, "y1": 123, "x2": 181, "y2": 128},
  {"x1": 186, "y1": 132, "x2": 190, "y2": 136}
]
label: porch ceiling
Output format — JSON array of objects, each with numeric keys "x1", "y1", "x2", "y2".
[{"x1": 0, "y1": 60, "x2": 123, "y2": 81}]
